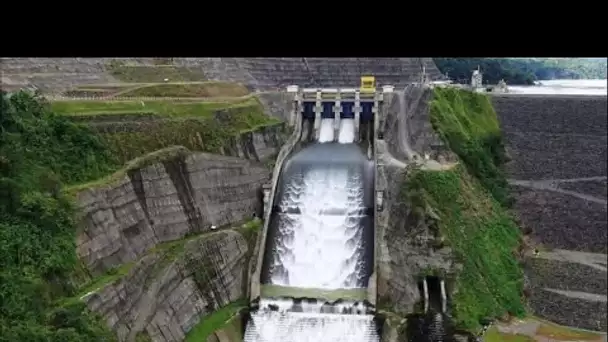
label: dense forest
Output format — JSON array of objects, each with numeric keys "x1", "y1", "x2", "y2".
[
  {"x1": 0, "y1": 91, "x2": 117, "y2": 341},
  {"x1": 434, "y1": 58, "x2": 607, "y2": 85}
]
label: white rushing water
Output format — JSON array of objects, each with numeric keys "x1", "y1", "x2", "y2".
[
  {"x1": 244, "y1": 299, "x2": 379, "y2": 342},
  {"x1": 245, "y1": 120, "x2": 380, "y2": 342},
  {"x1": 318, "y1": 118, "x2": 356, "y2": 144},
  {"x1": 270, "y1": 118, "x2": 362, "y2": 288},
  {"x1": 270, "y1": 166, "x2": 365, "y2": 288}
]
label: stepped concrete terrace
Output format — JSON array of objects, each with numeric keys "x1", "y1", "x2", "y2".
[{"x1": 1, "y1": 58, "x2": 444, "y2": 93}]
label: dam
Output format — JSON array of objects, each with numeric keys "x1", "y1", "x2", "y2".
[
  {"x1": 244, "y1": 86, "x2": 385, "y2": 341},
  {"x1": 2, "y1": 57, "x2": 605, "y2": 341}
]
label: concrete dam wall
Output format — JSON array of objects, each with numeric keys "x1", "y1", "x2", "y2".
[
  {"x1": 1, "y1": 57, "x2": 444, "y2": 93},
  {"x1": 492, "y1": 94, "x2": 607, "y2": 331}
]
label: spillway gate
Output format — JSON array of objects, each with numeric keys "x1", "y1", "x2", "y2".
[{"x1": 287, "y1": 85, "x2": 394, "y2": 143}]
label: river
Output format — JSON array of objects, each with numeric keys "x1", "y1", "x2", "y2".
[{"x1": 508, "y1": 79, "x2": 607, "y2": 95}]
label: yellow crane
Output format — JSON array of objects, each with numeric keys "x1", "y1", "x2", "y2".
[{"x1": 360, "y1": 76, "x2": 376, "y2": 93}]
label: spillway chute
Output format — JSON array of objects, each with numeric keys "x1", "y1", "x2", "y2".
[{"x1": 247, "y1": 85, "x2": 389, "y2": 342}]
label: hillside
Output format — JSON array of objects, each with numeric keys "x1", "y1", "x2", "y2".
[
  {"x1": 435, "y1": 58, "x2": 607, "y2": 85},
  {"x1": 0, "y1": 79, "x2": 288, "y2": 341},
  {"x1": 411, "y1": 88, "x2": 523, "y2": 329},
  {"x1": 2, "y1": 58, "x2": 605, "y2": 341}
]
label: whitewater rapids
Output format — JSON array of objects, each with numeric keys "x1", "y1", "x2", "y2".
[
  {"x1": 247, "y1": 118, "x2": 379, "y2": 342},
  {"x1": 265, "y1": 118, "x2": 372, "y2": 289},
  {"x1": 244, "y1": 299, "x2": 379, "y2": 342}
]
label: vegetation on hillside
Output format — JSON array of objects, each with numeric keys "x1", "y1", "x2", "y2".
[
  {"x1": 50, "y1": 97, "x2": 254, "y2": 117},
  {"x1": 63, "y1": 82, "x2": 250, "y2": 99},
  {"x1": 49, "y1": 97, "x2": 281, "y2": 164},
  {"x1": 0, "y1": 89, "x2": 274, "y2": 340},
  {"x1": 0, "y1": 91, "x2": 118, "y2": 341},
  {"x1": 404, "y1": 87, "x2": 525, "y2": 329},
  {"x1": 184, "y1": 299, "x2": 247, "y2": 342},
  {"x1": 430, "y1": 87, "x2": 511, "y2": 206},
  {"x1": 405, "y1": 167, "x2": 524, "y2": 329},
  {"x1": 117, "y1": 82, "x2": 250, "y2": 98},
  {"x1": 434, "y1": 58, "x2": 607, "y2": 85},
  {"x1": 106, "y1": 61, "x2": 207, "y2": 83}
]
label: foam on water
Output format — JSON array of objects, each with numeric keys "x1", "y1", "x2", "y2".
[{"x1": 244, "y1": 299, "x2": 379, "y2": 342}]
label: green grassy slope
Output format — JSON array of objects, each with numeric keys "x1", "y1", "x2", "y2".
[
  {"x1": 107, "y1": 64, "x2": 207, "y2": 83},
  {"x1": 403, "y1": 87, "x2": 525, "y2": 330},
  {"x1": 51, "y1": 97, "x2": 281, "y2": 164}
]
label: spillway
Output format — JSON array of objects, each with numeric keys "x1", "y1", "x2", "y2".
[
  {"x1": 246, "y1": 118, "x2": 379, "y2": 341},
  {"x1": 244, "y1": 298, "x2": 379, "y2": 342}
]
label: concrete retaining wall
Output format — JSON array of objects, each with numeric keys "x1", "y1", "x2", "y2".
[{"x1": 248, "y1": 97, "x2": 299, "y2": 300}]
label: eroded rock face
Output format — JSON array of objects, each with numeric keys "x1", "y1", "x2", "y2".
[
  {"x1": 220, "y1": 124, "x2": 287, "y2": 162},
  {"x1": 256, "y1": 92, "x2": 296, "y2": 123},
  {"x1": 376, "y1": 165, "x2": 460, "y2": 315},
  {"x1": 382, "y1": 86, "x2": 456, "y2": 163},
  {"x1": 376, "y1": 85, "x2": 460, "y2": 314},
  {"x1": 83, "y1": 230, "x2": 248, "y2": 342},
  {"x1": 75, "y1": 153, "x2": 269, "y2": 275}
]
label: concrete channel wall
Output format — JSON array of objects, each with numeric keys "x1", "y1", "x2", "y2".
[{"x1": 249, "y1": 97, "x2": 302, "y2": 300}]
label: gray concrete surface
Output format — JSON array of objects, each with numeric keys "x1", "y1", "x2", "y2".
[{"x1": 82, "y1": 230, "x2": 248, "y2": 342}]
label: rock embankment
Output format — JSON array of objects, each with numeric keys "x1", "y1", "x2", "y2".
[
  {"x1": 83, "y1": 229, "x2": 249, "y2": 342},
  {"x1": 492, "y1": 94, "x2": 607, "y2": 331},
  {"x1": 75, "y1": 150, "x2": 270, "y2": 275}
]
